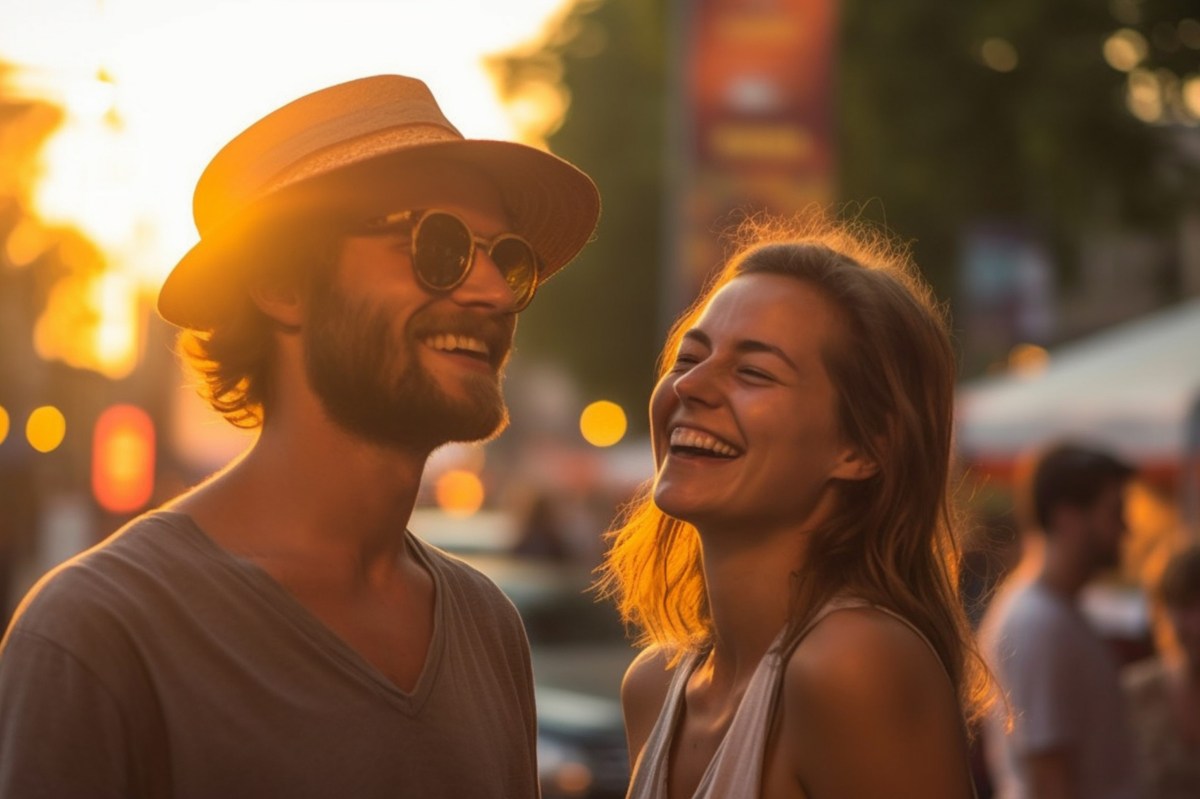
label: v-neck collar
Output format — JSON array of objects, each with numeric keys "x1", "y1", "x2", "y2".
[{"x1": 159, "y1": 510, "x2": 446, "y2": 717}]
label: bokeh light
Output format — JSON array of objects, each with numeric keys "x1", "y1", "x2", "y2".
[
  {"x1": 92, "y1": 404, "x2": 155, "y2": 514},
  {"x1": 1127, "y1": 68, "x2": 1165, "y2": 123},
  {"x1": 980, "y1": 38, "x2": 1019, "y2": 73},
  {"x1": 0, "y1": 406, "x2": 9, "y2": 445},
  {"x1": 34, "y1": 269, "x2": 140, "y2": 379},
  {"x1": 1183, "y1": 75, "x2": 1200, "y2": 119},
  {"x1": 435, "y1": 470, "x2": 486, "y2": 518},
  {"x1": 26, "y1": 405, "x2": 66, "y2": 453},
  {"x1": 1103, "y1": 28, "x2": 1149, "y2": 73},
  {"x1": 579, "y1": 400, "x2": 627, "y2": 448},
  {"x1": 1008, "y1": 343, "x2": 1050, "y2": 377}
]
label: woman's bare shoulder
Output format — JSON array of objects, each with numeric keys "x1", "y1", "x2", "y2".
[
  {"x1": 785, "y1": 606, "x2": 949, "y2": 703},
  {"x1": 621, "y1": 645, "x2": 685, "y2": 767},
  {"x1": 775, "y1": 607, "x2": 972, "y2": 798}
]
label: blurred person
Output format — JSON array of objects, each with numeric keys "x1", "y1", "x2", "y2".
[
  {"x1": 1123, "y1": 543, "x2": 1200, "y2": 798},
  {"x1": 514, "y1": 492, "x2": 573, "y2": 563},
  {"x1": 0, "y1": 75, "x2": 599, "y2": 798},
  {"x1": 979, "y1": 441, "x2": 1139, "y2": 799},
  {"x1": 599, "y1": 214, "x2": 986, "y2": 798}
]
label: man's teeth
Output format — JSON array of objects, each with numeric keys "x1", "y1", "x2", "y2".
[
  {"x1": 669, "y1": 427, "x2": 739, "y2": 457},
  {"x1": 425, "y1": 334, "x2": 490, "y2": 357}
]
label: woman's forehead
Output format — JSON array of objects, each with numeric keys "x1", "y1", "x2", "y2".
[{"x1": 694, "y1": 273, "x2": 840, "y2": 341}]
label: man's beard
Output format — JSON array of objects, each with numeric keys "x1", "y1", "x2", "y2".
[{"x1": 304, "y1": 278, "x2": 514, "y2": 453}]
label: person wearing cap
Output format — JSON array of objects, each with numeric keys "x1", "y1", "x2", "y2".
[
  {"x1": 0, "y1": 75, "x2": 599, "y2": 798},
  {"x1": 979, "y1": 441, "x2": 1140, "y2": 799}
]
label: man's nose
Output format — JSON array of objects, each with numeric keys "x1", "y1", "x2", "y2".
[{"x1": 449, "y1": 248, "x2": 520, "y2": 312}]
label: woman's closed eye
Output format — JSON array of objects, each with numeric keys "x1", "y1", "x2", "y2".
[
  {"x1": 669, "y1": 352, "x2": 703, "y2": 372},
  {"x1": 737, "y1": 365, "x2": 776, "y2": 382}
]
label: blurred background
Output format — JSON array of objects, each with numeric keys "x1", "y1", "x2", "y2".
[{"x1": 1, "y1": 1, "x2": 1198, "y2": 796}]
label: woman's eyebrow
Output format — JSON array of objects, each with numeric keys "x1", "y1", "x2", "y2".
[
  {"x1": 683, "y1": 328, "x2": 798, "y2": 371},
  {"x1": 734, "y1": 339, "x2": 798, "y2": 371}
]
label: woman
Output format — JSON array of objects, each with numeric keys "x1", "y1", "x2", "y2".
[
  {"x1": 598, "y1": 214, "x2": 988, "y2": 798},
  {"x1": 1124, "y1": 544, "x2": 1200, "y2": 799}
]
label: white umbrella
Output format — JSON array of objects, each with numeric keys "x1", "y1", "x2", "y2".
[{"x1": 956, "y1": 296, "x2": 1200, "y2": 465}]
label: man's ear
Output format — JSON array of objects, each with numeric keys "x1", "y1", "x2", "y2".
[
  {"x1": 830, "y1": 444, "x2": 880, "y2": 482},
  {"x1": 248, "y1": 276, "x2": 305, "y2": 330}
]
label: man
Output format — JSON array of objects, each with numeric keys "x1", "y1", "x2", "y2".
[
  {"x1": 0, "y1": 75, "x2": 600, "y2": 798},
  {"x1": 980, "y1": 441, "x2": 1140, "y2": 799}
]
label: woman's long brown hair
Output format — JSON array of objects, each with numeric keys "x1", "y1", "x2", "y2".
[{"x1": 595, "y1": 211, "x2": 992, "y2": 724}]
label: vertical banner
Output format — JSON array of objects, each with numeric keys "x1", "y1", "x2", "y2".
[{"x1": 665, "y1": 0, "x2": 838, "y2": 317}]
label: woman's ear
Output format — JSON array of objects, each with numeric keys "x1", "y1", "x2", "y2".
[{"x1": 830, "y1": 445, "x2": 880, "y2": 482}]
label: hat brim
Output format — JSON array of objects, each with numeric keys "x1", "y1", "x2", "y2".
[{"x1": 157, "y1": 139, "x2": 600, "y2": 330}]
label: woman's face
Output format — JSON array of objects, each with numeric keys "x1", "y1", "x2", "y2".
[{"x1": 650, "y1": 273, "x2": 871, "y2": 539}]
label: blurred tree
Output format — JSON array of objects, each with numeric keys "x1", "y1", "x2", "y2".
[
  {"x1": 491, "y1": 0, "x2": 668, "y2": 431},
  {"x1": 840, "y1": 0, "x2": 1190, "y2": 283},
  {"x1": 497, "y1": 0, "x2": 1199, "y2": 395},
  {"x1": 839, "y1": 0, "x2": 1199, "y2": 372}
]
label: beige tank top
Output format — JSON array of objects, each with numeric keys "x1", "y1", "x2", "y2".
[{"x1": 625, "y1": 596, "x2": 969, "y2": 799}]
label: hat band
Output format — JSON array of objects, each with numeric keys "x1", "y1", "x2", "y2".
[{"x1": 258, "y1": 123, "x2": 465, "y2": 197}]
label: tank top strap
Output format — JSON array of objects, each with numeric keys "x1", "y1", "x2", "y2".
[
  {"x1": 782, "y1": 594, "x2": 874, "y2": 656},
  {"x1": 692, "y1": 597, "x2": 879, "y2": 798},
  {"x1": 624, "y1": 647, "x2": 706, "y2": 799},
  {"x1": 780, "y1": 596, "x2": 951, "y2": 681}
]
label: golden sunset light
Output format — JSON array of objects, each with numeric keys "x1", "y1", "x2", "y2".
[{"x1": 2, "y1": 0, "x2": 574, "y2": 377}]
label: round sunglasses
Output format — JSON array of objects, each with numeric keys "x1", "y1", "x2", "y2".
[{"x1": 360, "y1": 209, "x2": 541, "y2": 310}]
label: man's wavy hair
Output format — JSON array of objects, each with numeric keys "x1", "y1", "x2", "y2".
[
  {"x1": 596, "y1": 210, "x2": 992, "y2": 724},
  {"x1": 176, "y1": 220, "x2": 340, "y2": 428}
]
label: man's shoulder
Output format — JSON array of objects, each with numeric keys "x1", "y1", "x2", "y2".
[
  {"x1": 5, "y1": 511, "x2": 202, "y2": 640},
  {"x1": 410, "y1": 535, "x2": 514, "y2": 607},
  {"x1": 985, "y1": 579, "x2": 1071, "y2": 631},
  {"x1": 980, "y1": 580, "x2": 1073, "y2": 663}
]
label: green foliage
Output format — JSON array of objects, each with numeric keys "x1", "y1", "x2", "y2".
[
  {"x1": 493, "y1": 0, "x2": 669, "y2": 429},
  {"x1": 837, "y1": 0, "x2": 1179, "y2": 296}
]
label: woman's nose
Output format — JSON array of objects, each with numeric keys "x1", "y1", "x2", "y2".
[{"x1": 672, "y1": 360, "x2": 721, "y2": 406}]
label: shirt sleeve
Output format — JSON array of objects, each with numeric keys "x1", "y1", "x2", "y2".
[{"x1": 0, "y1": 629, "x2": 133, "y2": 799}]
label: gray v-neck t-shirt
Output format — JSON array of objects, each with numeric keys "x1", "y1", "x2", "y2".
[{"x1": 0, "y1": 510, "x2": 538, "y2": 798}]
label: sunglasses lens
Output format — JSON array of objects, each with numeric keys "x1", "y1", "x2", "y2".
[
  {"x1": 413, "y1": 212, "x2": 473, "y2": 289},
  {"x1": 489, "y1": 236, "x2": 539, "y2": 308}
]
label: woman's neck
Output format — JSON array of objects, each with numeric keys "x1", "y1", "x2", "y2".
[{"x1": 698, "y1": 524, "x2": 810, "y2": 683}]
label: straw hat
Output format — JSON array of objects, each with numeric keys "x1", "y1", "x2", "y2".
[{"x1": 157, "y1": 74, "x2": 601, "y2": 329}]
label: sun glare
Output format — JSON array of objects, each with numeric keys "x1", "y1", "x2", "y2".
[{"x1": 2, "y1": 0, "x2": 574, "y2": 372}]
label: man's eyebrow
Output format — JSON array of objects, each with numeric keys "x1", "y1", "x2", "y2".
[{"x1": 681, "y1": 329, "x2": 798, "y2": 371}]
